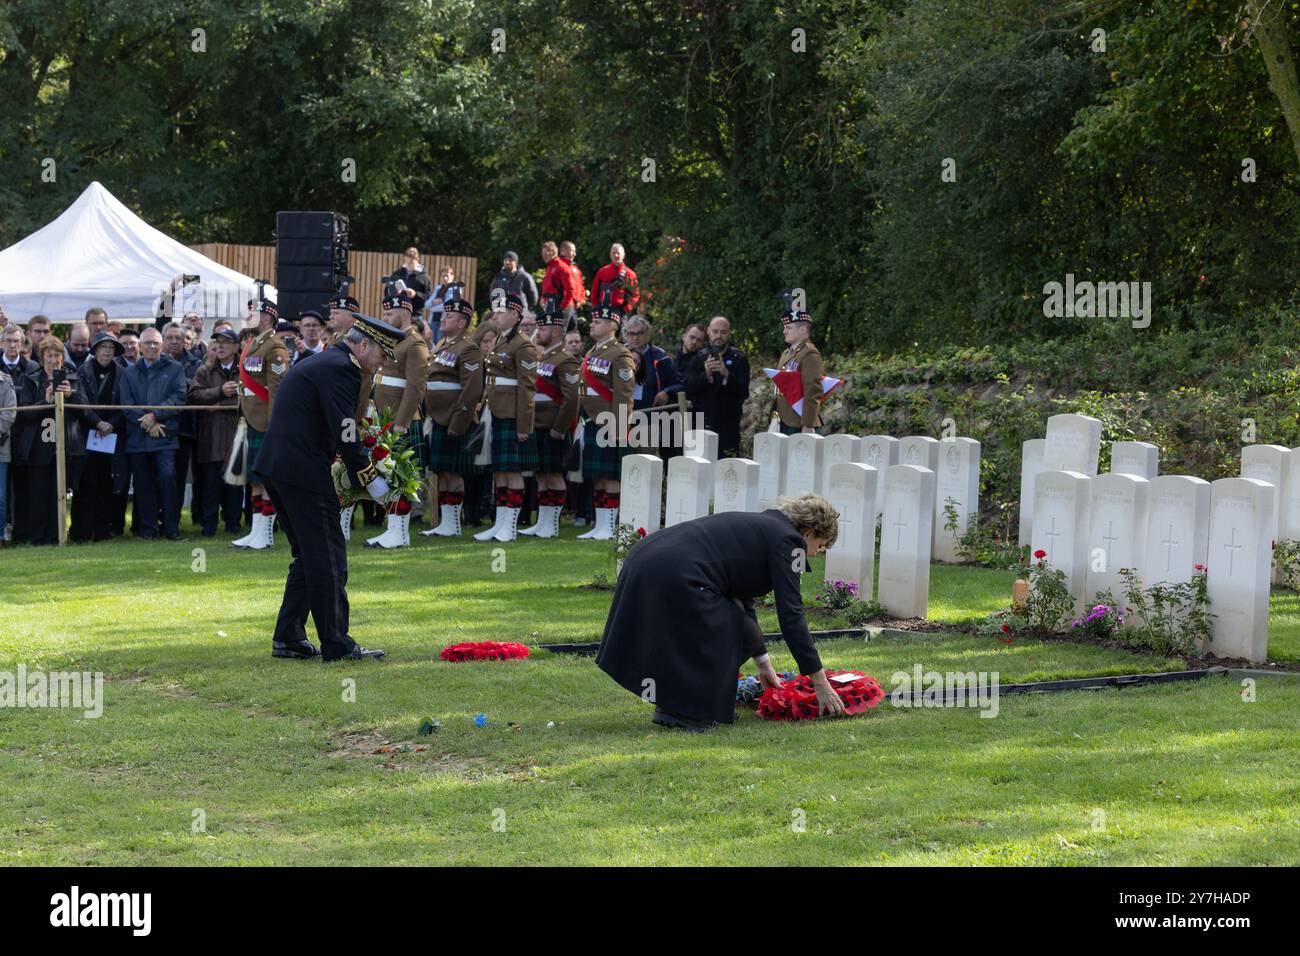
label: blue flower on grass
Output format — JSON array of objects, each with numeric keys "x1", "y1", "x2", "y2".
[{"x1": 473, "y1": 713, "x2": 488, "y2": 727}]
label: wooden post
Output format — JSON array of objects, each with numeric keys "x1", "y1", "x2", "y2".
[
  {"x1": 55, "y1": 390, "x2": 67, "y2": 546},
  {"x1": 675, "y1": 391, "x2": 689, "y2": 450}
]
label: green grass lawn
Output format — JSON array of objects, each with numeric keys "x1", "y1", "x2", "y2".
[{"x1": 1, "y1": 527, "x2": 1298, "y2": 865}]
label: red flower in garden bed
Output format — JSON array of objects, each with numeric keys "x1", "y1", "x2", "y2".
[
  {"x1": 755, "y1": 669, "x2": 885, "y2": 721},
  {"x1": 439, "y1": 641, "x2": 531, "y2": 662}
]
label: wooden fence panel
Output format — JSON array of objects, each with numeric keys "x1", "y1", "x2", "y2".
[{"x1": 190, "y1": 244, "x2": 478, "y2": 319}]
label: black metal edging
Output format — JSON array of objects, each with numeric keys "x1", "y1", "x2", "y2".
[
  {"x1": 536, "y1": 641, "x2": 1235, "y2": 699},
  {"x1": 539, "y1": 628, "x2": 866, "y2": 656}
]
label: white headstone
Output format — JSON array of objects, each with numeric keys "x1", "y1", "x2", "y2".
[
  {"x1": 683, "y1": 428, "x2": 719, "y2": 463},
  {"x1": 821, "y1": 434, "x2": 862, "y2": 498},
  {"x1": 1043, "y1": 413, "x2": 1102, "y2": 475},
  {"x1": 934, "y1": 437, "x2": 981, "y2": 563},
  {"x1": 1141, "y1": 475, "x2": 1210, "y2": 588},
  {"x1": 683, "y1": 429, "x2": 719, "y2": 507},
  {"x1": 752, "y1": 432, "x2": 787, "y2": 511},
  {"x1": 824, "y1": 462, "x2": 877, "y2": 599},
  {"x1": 618, "y1": 454, "x2": 663, "y2": 533},
  {"x1": 877, "y1": 464, "x2": 936, "y2": 619},
  {"x1": 860, "y1": 435, "x2": 899, "y2": 518},
  {"x1": 1019, "y1": 438, "x2": 1046, "y2": 548},
  {"x1": 783, "y1": 433, "x2": 825, "y2": 496},
  {"x1": 713, "y1": 458, "x2": 759, "y2": 514},
  {"x1": 1240, "y1": 444, "x2": 1287, "y2": 548},
  {"x1": 1032, "y1": 471, "x2": 1092, "y2": 612},
  {"x1": 1109, "y1": 440, "x2": 1159, "y2": 480},
  {"x1": 1085, "y1": 473, "x2": 1151, "y2": 604},
  {"x1": 1207, "y1": 477, "x2": 1273, "y2": 663},
  {"x1": 898, "y1": 435, "x2": 939, "y2": 472},
  {"x1": 664, "y1": 455, "x2": 711, "y2": 527},
  {"x1": 1283, "y1": 447, "x2": 1300, "y2": 542}
]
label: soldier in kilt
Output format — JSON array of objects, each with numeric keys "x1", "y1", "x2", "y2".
[
  {"x1": 521, "y1": 300, "x2": 580, "y2": 538},
  {"x1": 363, "y1": 293, "x2": 430, "y2": 548},
  {"x1": 418, "y1": 282, "x2": 484, "y2": 538},
  {"x1": 232, "y1": 297, "x2": 291, "y2": 550},
  {"x1": 578, "y1": 301, "x2": 635, "y2": 540},
  {"x1": 775, "y1": 307, "x2": 825, "y2": 435},
  {"x1": 473, "y1": 293, "x2": 538, "y2": 542}
]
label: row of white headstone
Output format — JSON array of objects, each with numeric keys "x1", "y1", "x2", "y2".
[
  {"x1": 1017, "y1": 412, "x2": 1274, "y2": 663},
  {"x1": 618, "y1": 429, "x2": 980, "y2": 621}
]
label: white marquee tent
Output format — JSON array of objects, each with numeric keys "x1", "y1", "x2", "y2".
[{"x1": 0, "y1": 181, "x2": 273, "y2": 324}]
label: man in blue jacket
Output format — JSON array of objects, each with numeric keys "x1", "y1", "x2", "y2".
[{"x1": 117, "y1": 327, "x2": 187, "y2": 539}]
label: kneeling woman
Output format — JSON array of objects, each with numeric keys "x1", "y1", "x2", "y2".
[{"x1": 597, "y1": 493, "x2": 847, "y2": 731}]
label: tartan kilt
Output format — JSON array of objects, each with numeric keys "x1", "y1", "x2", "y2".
[
  {"x1": 247, "y1": 426, "x2": 267, "y2": 484},
  {"x1": 426, "y1": 420, "x2": 470, "y2": 474},
  {"x1": 399, "y1": 421, "x2": 428, "y2": 472},
  {"x1": 490, "y1": 417, "x2": 538, "y2": 472},
  {"x1": 534, "y1": 428, "x2": 571, "y2": 474},
  {"x1": 779, "y1": 422, "x2": 801, "y2": 436},
  {"x1": 582, "y1": 418, "x2": 628, "y2": 481}
]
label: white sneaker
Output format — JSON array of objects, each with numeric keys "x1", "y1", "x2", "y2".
[
  {"x1": 474, "y1": 508, "x2": 504, "y2": 541},
  {"x1": 366, "y1": 513, "x2": 410, "y2": 549},
  {"x1": 339, "y1": 503, "x2": 356, "y2": 541},
  {"x1": 493, "y1": 507, "x2": 520, "y2": 543}
]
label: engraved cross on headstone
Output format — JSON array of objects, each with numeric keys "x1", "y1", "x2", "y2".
[
  {"x1": 1044, "y1": 515, "x2": 1062, "y2": 553},
  {"x1": 1224, "y1": 526, "x2": 1242, "y2": 577},
  {"x1": 1161, "y1": 522, "x2": 1180, "y2": 573},
  {"x1": 892, "y1": 507, "x2": 908, "y2": 552},
  {"x1": 1102, "y1": 519, "x2": 1120, "y2": 557}
]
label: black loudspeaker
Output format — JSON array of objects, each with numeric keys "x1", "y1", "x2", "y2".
[{"x1": 275, "y1": 211, "x2": 349, "y2": 319}]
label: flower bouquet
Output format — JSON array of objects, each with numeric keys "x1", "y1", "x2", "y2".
[
  {"x1": 332, "y1": 407, "x2": 424, "y2": 506},
  {"x1": 439, "y1": 641, "x2": 531, "y2": 662},
  {"x1": 755, "y1": 669, "x2": 885, "y2": 721}
]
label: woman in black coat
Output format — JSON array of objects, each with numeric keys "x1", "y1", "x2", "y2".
[
  {"x1": 23, "y1": 336, "x2": 88, "y2": 545},
  {"x1": 597, "y1": 493, "x2": 846, "y2": 730},
  {"x1": 71, "y1": 332, "x2": 126, "y2": 542}
]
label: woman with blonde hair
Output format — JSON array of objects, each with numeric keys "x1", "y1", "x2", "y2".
[{"x1": 597, "y1": 492, "x2": 846, "y2": 731}]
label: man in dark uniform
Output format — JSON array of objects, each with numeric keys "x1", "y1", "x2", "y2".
[
  {"x1": 577, "y1": 301, "x2": 635, "y2": 540},
  {"x1": 774, "y1": 307, "x2": 826, "y2": 435},
  {"x1": 520, "y1": 299, "x2": 580, "y2": 538},
  {"x1": 419, "y1": 284, "x2": 482, "y2": 537},
  {"x1": 473, "y1": 292, "x2": 538, "y2": 542},
  {"x1": 254, "y1": 314, "x2": 402, "y2": 662}
]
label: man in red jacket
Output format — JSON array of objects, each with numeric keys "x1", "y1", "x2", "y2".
[
  {"x1": 590, "y1": 243, "x2": 640, "y2": 314},
  {"x1": 541, "y1": 240, "x2": 586, "y2": 323}
]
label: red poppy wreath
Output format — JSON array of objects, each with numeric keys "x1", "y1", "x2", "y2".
[
  {"x1": 439, "y1": 641, "x2": 531, "y2": 662},
  {"x1": 755, "y1": 669, "x2": 885, "y2": 721}
]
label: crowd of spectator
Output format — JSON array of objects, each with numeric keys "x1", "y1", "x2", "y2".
[{"x1": 0, "y1": 240, "x2": 750, "y2": 545}]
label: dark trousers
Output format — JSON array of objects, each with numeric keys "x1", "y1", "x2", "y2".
[
  {"x1": 173, "y1": 438, "x2": 199, "y2": 529},
  {"x1": 263, "y1": 478, "x2": 356, "y2": 658},
  {"x1": 463, "y1": 472, "x2": 488, "y2": 525},
  {"x1": 10, "y1": 462, "x2": 31, "y2": 543},
  {"x1": 129, "y1": 449, "x2": 178, "y2": 538},
  {"x1": 71, "y1": 451, "x2": 117, "y2": 542},
  {"x1": 24, "y1": 463, "x2": 60, "y2": 545},
  {"x1": 198, "y1": 461, "x2": 243, "y2": 534},
  {"x1": 566, "y1": 477, "x2": 594, "y2": 521}
]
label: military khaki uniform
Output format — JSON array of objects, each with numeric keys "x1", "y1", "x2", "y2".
[
  {"x1": 238, "y1": 330, "x2": 292, "y2": 432},
  {"x1": 533, "y1": 341, "x2": 581, "y2": 436},
  {"x1": 372, "y1": 327, "x2": 430, "y2": 430},
  {"x1": 425, "y1": 332, "x2": 483, "y2": 435},
  {"x1": 484, "y1": 326, "x2": 538, "y2": 433},
  {"x1": 776, "y1": 339, "x2": 825, "y2": 429}
]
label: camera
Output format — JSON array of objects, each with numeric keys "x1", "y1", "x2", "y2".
[{"x1": 52, "y1": 367, "x2": 67, "y2": 387}]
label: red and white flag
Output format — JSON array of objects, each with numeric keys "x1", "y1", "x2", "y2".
[{"x1": 764, "y1": 368, "x2": 844, "y2": 416}]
